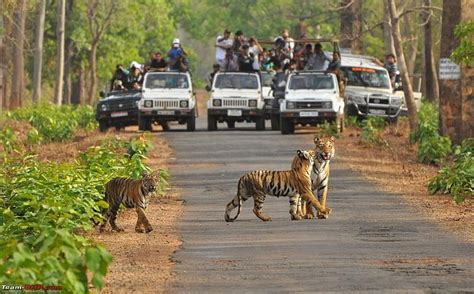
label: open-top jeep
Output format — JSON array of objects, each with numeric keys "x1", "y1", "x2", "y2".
[
  {"x1": 207, "y1": 72, "x2": 265, "y2": 131},
  {"x1": 279, "y1": 71, "x2": 345, "y2": 135},
  {"x1": 95, "y1": 89, "x2": 141, "y2": 132},
  {"x1": 138, "y1": 71, "x2": 197, "y2": 131}
]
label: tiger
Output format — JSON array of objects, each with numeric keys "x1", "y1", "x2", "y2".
[
  {"x1": 224, "y1": 149, "x2": 332, "y2": 222},
  {"x1": 299, "y1": 136, "x2": 335, "y2": 220},
  {"x1": 99, "y1": 172, "x2": 158, "y2": 233}
]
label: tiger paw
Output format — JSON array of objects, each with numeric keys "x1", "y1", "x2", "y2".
[
  {"x1": 135, "y1": 227, "x2": 145, "y2": 233},
  {"x1": 145, "y1": 227, "x2": 153, "y2": 233},
  {"x1": 112, "y1": 226, "x2": 124, "y2": 232},
  {"x1": 304, "y1": 214, "x2": 315, "y2": 219},
  {"x1": 291, "y1": 214, "x2": 302, "y2": 221}
]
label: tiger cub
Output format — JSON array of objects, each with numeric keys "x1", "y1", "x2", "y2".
[
  {"x1": 299, "y1": 136, "x2": 335, "y2": 219},
  {"x1": 225, "y1": 150, "x2": 332, "y2": 222},
  {"x1": 99, "y1": 172, "x2": 158, "y2": 233}
]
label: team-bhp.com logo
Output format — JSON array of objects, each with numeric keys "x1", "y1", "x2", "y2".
[{"x1": 2, "y1": 284, "x2": 62, "y2": 291}]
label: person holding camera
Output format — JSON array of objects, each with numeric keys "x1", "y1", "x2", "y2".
[{"x1": 215, "y1": 29, "x2": 233, "y2": 69}]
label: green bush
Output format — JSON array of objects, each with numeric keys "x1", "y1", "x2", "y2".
[
  {"x1": 428, "y1": 138, "x2": 474, "y2": 203},
  {"x1": 0, "y1": 135, "x2": 165, "y2": 292},
  {"x1": 318, "y1": 121, "x2": 339, "y2": 137},
  {"x1": 345, "y1": 115, "x2": 360, "y2": 128},
  {"x1": 410, "y1": 102, "x2": 452, "y2": 164},
  {"x1": 361, "y1": 116, "x2": 386, "y2": 145},
  {"x1": 7, "y1": 104, "x2": 97, "y2": 142}
]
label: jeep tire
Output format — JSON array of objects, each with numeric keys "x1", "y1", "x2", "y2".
[
  {"x1": 187, "y1": 109, "x2": 196, "y2": 131},
  {"x1": 98, "y1": 120, "x2": 108, "y2": 132},
  {"x1": 255, "y1": 116, "x2": 265, "y2": 131},
  {"x1": 208, "y1": 115, "x2": 217, "y2": 131},
  {"x1": 270, "y1": 113, "x2": 280, "y2": 130},
  {"x1": 280, "y1": 117, "x2": 294, "y2": 134},
  {"x1": 138, "y1": 116, "x2": 152, "y2": 131}
]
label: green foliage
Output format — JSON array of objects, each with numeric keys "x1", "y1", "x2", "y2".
[
  {"x1": 361, "y1": 116, "x2": 386, "y2": 145},
  {"x1": 318, "y1": 121, "x2": 339, "y2": 138},
  {"x1": 0, "y1": 127, "x2": 18, "y2": 154},
  {"x1": 428, "y1": 139, "x2": 474, "y2": 203},
  {"x1": 7, "y1": 104, "x2": 97, "y2": 142},
  {"x1": 345, "y1": 115, "x2": 360, "y2": 128},
  {"x1": 451, "y1": 21, "x2": 474, "y2": 66},
  {"x1": 0, "y1": 135, "x2": 166, "y2": 291},
  {"x1": 410, "y1": 102, "x2": 452, "y2": 164}
]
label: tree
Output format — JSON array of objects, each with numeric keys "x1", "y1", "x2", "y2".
[
  {"x1": 86, "y1": 0, "x2": 118, "y2": 105},
  {"x1": 439, "y1": 0, "x2": 473, "y2": 143},
  {"x1": 382, "y1": 0, "x2": 395, "y2": 55},
  {"x1": 0, "y1": 15, "x2": 4, "y2": 112},
  {"x1": 9, "y1": 0, "x2": 26, "y2": 110},
  {"x1": 386, "y1": 0, "x2": 418, "y2": 132},
  {"x1": 32, "y1": 0, "x2": 47, "y2": 103},
  {"x1": 54, "y1": 0, "x2": 66, "y2": 106},
  {"x1": 340, "y1": 0, "x2": 363, "y2": 54},
  {"x1": 422, "y1": 0, "x2": 440, "y2": 103}
]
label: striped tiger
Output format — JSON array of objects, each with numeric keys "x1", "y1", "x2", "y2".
[
  {"x1": 224, "y1": 149, "x2": 332, "y2": 222},
  {"x1": 99, "y1": 172, "x2": 158, "y2": 233},
  {"x1": 299, "y1": 136, "x2": 335, "y2": 219}
]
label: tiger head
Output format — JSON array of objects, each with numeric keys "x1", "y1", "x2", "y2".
[
  {"x1": 141, "y1": 172, "x2": 158, "y2": 193},
  {"x1": 314, "y1": 136, "x2": 335, "y2": 162},
  {"x1": 292, "y1": 149, "x2": 316, "y2": 173}
]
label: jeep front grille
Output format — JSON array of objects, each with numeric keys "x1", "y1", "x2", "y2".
[
  {"x1": 222, "y1": 99, "x2": 248, "y2": 107},
  {"x1": 154, "y1": 100, "x2": 179, "y2": 109},
  {"x1": 369, "y1": 94, "x2": 390, "y2": 105}
]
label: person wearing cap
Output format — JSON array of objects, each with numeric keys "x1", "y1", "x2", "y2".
[
  {"x1": 238, "y1": 44, "x2": 255, "y2": 72},
  {"x1": 110, "y1": 64, "x2": 129, "y2": 91},
  {"x1": 128, "y1": 62, "x2": 144, "y2": 87},
  {"x1": 248, "y1": 37, "x2": 263, "y2": 71},
  {"x1": 215, "y1": 29, "x2": 234, "y2": 69},
  {"x1": 232, "y1": 30, "x2": 245, "y2": 57},
  {"x1": 168, "y1": 38, "x2": 186, "y2": 62},
  {"x1": 305, "y1": 43, "x2": 331, "y2": 71}
]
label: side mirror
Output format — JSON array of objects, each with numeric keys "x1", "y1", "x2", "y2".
[
  {"x1": 99, "y1": 91, "x2": 106, "y2": 98},
  {"x1": 205, "y1": 85, "x2": 211, "y2": 92}
]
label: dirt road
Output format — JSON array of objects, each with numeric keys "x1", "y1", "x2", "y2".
[{"x1": 163, "y1": 116, "x2": 473, "y2": 292}]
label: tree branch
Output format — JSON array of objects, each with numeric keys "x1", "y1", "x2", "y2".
[{"x1": 397, "y1": 5, "x2": 442, "y2": 20}]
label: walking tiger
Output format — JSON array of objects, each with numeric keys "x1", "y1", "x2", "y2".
[
  {"x1": 224, "y1": 149, "x2": 332, "y2": 222},
  {"x1": 99, "y1": 172, "x2": 158, "y2": 233}
]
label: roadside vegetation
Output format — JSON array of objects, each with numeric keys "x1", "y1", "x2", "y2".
[
  {"x1": 335, "y1": 101, "x2": 472, "y2": 204},
  {"x1": 0, "y1": 104, "x2": 166, "y2": 292}
]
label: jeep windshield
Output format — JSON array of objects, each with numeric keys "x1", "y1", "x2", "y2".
[
  {"x1": 145, "y1": 73, "x2": 190, "y2": 89},
  {"x1": 261, "y1": 72, "x2": 274, "y2": 87},
  {"x1": 214, "y1": 74, "x2": 259, "y2": 89},
  {"x1": 289, "y1": 75, "x2": 334, "y2": 90},
  {"x1": 341, "y1": 67, "x2": 390, "y2": 89}
]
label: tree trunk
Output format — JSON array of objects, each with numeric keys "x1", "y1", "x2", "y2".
[
  {"x1": 383, "y1": 0, "x2": 396, "y2": 56},
  {"x1": 62, "y1": 0, "x2": 74, "y2": 105},
  {"x1": 32, "y1": 0, "x2": 46, "y2": 103},
  {"x1": 54, "y1": 0, "x2": 66, "y2": 106},
  {"x1": 71, "y1": 66, "x2": 84, "y2": 105},
  {"x1": 439, "y1": 0, "x2": 473, "y2": 144},
  {"x1": 10, "y1": 0, "x2": 26, "y2": 110},
  {"x1": 340, "y1": 0, "x2": 363, "y2": 54},
  {"x1": 0, "y1": 16, "x2": 4, "y2": 113},
  {"x1": 88, "y1": 42, "x2": 98, "y2": 105},
  {"x1": 387, "y1": 0, "x2": 418, "y2": 133},
  {"x1": 422, "y1": 0, "x2": 439, "y2": 103}
]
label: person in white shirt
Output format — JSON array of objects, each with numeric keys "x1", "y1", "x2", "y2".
[
  {"x1": 248, "y1": 37, "x2": 263, "y2": 71},
  {"x1": 215, "y1": 29, "x2": 233, "y2": 69}
]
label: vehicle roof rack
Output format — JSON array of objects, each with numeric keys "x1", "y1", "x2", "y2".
[{"x1": 340, "y1": 53, "x2": 376, "y2": 61}]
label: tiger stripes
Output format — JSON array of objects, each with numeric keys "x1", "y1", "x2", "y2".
[
  {"x1": 225, "y1": 149, "x2": 331, "y2": 222},
  {"x1": 99, "y1": 172, "x2": 158, "y2": 233},
  {"x1": 300, "y1": 136, "x2": 335, "y2": 219}
]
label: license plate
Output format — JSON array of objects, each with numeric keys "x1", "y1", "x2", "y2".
[
  {"x1": 227, "y1": 109, "x2": 242, "y2": 116},
  {"x1": 110, "y1": 111, "x2": 128, "y2": 118},
  {"x1": 369, "y1": 109, "x2": 386, "y2": 115},
  {"x1": 299, "y1": 111, "x2": 318, "y2": 117},
  {"x1": 157, "y1": 110, "x2": 175, "y2": 115}
]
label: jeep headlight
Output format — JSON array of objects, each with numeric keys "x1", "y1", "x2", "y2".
[
  {"x1": 100, "y1": 104, "x2": 108, "y2": 112},
  {"x1": 213, "y1": 99, "x2": 222, "y2": 107},
  {"x1": 287, "y1": 101, "x2": 295, "y2": 109},
  {"x1": 144, "y1": 100, "x2": 153, "y2": 108},
  {"x1": 322, "y1": 101, "x2": 332, "y2": 109},
  {"x1": 391, "y1": 97, "x2": 403, "y2": 106},
  {"x1": 248, "y1": 99, "x2": 257, "y2": 107},
  {"x1": 180, "y1": 100, "x2": 189, "y2": 108}
]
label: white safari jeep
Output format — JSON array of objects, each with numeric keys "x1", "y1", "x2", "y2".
[
  {"x1": 139, "y1": 71, "x2": 197, "y2": 131},
  {"x1": 279, "y1": 71, "x2": 345, "y2": 135},
  {"x1": 341, "y1": 54, "x2": 421, "y2": 121},
  {"x1": 207, "y1": 72, "x2": 265, "y2": 131}
]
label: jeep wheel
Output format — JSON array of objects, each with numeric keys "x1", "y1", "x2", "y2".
[
  {"x1": 138, "y1": 116, "x2": 152, "y2": 131},
  {"x1": 208, "y1": 115, "x2": 217, "y2": 131},
  {"x1": 280, "y1": 117, "x2": 294, "y2": 135},
  {"x1": 227, "y1": 121, "x2": 235, "y2": 129},
  {"x1": 187, "y1": 110, "x2": 196, "y2": 131},
  {"x1": 255, "y1": 116, "x2": 265, "y2": 131},
  {"x1": 98, "y1": 120, "x2": 108, "y2": 132},
  {"x1": 270, "y1": 113, "x2": 280, "y2": 130}
]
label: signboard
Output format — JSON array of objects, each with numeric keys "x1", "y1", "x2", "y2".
[{"x1": 439, "y1": 58, "x2": 460, "y2": 80}]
